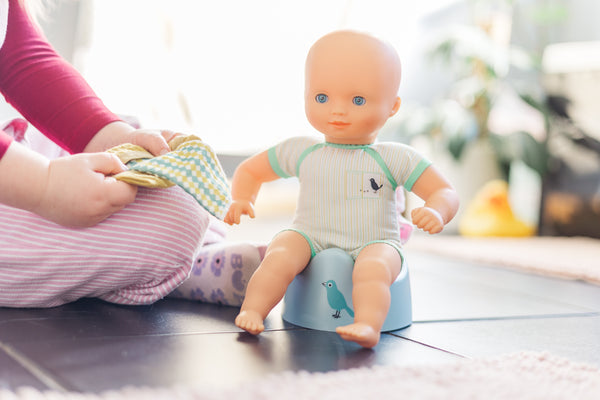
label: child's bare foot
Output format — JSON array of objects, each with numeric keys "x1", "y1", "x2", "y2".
[
  {"x1": 235, "y1": 310, "x2": 265, "y2": 335},
  {"x1": 336, "y1": 322, "x2": 380, "y2": 348}
]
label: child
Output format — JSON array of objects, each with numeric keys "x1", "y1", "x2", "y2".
[
  {"x1": 0, "y1": 0, "x2": 262, "y2": 308},
  {"x1": 225, "y1": 30, "x2": 459, "y2": 348}
]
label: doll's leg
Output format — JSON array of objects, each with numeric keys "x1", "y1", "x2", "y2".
[
  {"x1": 336, "y1": 243, "x2": 402, "y2": 348},
  {"x1": 0, "y1": 186, "x2": 208, "y2": 307},
  {"x1": 235, "y1": 230, "x2": 312, "y2": 335},
  {"x1": 169, "y1": 241, "x2": 266, "y2": 306}
]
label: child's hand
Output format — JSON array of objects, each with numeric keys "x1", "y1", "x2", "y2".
[
  {"x1": 84, "y1": 121, "x2": 179, "y2": 156},
  {"x1": 411, "y1": 206, "x2": 444, "y2": 234},
  {"x1": 33, "y1": 153, "x2": 138, "y2": 227},
  {"x1": 127, "y1": 128, "x2": 180, "y2": 156},
  {"x1": 224, "y1": 200, "x2": 255, "y2": 225}
]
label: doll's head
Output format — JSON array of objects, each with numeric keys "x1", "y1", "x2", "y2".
[{"x1": 304, "y1": 30, "x2": 402, "y2": 145}]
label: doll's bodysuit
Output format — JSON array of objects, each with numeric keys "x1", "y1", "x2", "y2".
[{"x1": 268, "y1": 136, "x2": 431, "y2": 260}]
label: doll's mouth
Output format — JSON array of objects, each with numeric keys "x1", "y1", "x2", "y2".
[{"x1": 329, "y1": 121, "x2": 351, "y2": 127}]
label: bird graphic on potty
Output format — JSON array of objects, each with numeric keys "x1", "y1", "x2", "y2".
[{"x1": 322, "y1": 280, "x2": 354, "y2": 318}]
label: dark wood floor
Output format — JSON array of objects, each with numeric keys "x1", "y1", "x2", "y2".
[{"x1": 1, "y1": 248, "x2": 599, "y2": 393}]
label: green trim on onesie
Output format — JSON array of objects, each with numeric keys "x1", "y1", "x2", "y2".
[
  {"x1": 358, "y1": 240, "x2": 405, "y2": 265},
  {"x1": 295, "y1": 143, "x2": 327, "y2": 177},
  {"x1": 361, "y1": 147, "x2": 398, "y2": 190},
  {"x1": 279, "y1": 228, "x2": 317, "y2": 258},
  {"x1": 277, "y1": 230, "x2": 403, "y2": 263},
  {"x1": 268, "y1": 146, "x2": 291, "y2": 178},
  {"x1": 322, "y1": 142, "x2": 370, "y2": 149},
  {"x1": 404, "y1": 159, "x2": 432, "y2": 191},
  {"x1": 294, "y1": 142, "x2": 399, "y2": 191}
]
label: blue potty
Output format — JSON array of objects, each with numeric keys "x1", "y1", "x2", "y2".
[{"x1": 281, "y1": 248, "x2": 412, "y2": 332}]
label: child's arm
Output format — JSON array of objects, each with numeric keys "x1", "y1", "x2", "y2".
[
  {"x1": 410, "y1": 165, "x2": 459, "y2": 234},
  {"x1": 0, "y1": 140, "x2": 136, "y2": 228},
  {"x1": 224, "y1": 150, "x2": 280, "y2": 225}
]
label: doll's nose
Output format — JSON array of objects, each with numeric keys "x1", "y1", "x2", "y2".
[{"x1": 331, "y1": 103, "x2": 347, "y2": 115}]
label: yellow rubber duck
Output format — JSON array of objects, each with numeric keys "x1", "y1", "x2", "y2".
[{"x1": 459, "y1": 180, "x2": 535, "y2": 237}]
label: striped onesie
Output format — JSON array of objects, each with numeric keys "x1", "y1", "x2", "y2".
[{"x1": 268, "y1": 136, "x2": 431, "y2": 259}]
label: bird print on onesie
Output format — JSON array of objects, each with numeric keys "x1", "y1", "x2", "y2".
[{"x1": 357, "y1": 172, "x2": 384, "y2": 198}]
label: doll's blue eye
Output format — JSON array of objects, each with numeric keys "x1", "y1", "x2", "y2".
[
  {"x1": 315, "y1": 94, "x2": 328, "y2": 103},
  {"x1": 353, "y1": 96, "x2": 366, "y2": 106}
]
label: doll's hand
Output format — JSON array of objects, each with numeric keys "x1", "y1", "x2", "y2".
[
  {"x1": 33, "y1": 153, "x2": 137, "y2": 227},
  {"x1": 411, "y1": 206, "x2": 444, "y2": 234},
  {"x1": 224, "y1": 200, "x2": 255, "y2": 225}
]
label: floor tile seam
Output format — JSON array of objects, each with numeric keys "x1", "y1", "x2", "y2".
[
  {"x1": 415, "y1": 271, "x2": 600, "y2": 312},
  {"x1": 383, "y1": 333, "x2": 468, "y2": 359},
  {"x1": 414, "y1": 259, "x2": 600, "y2": 290},
  {"x1": 0, "y1": 316, "x2": 90, "y2": 325},
  {"x1": 411, "y1": 256, "x2": 600, "y2": 301},
  {"x1": 1, "y1": 327, "x2": 307, "y2": 344},
  {"x1": 0, "y1": 340, "x2": 73, "y2": 392},
  {"x1": 4, "y1": 331, "x2": 228, "y2": 343},
  {"x1": 411, "y1": 311, "x2": 600, "y2": 324}
]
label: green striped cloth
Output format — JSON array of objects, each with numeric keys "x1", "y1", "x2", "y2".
[{"x1": 109, "y1": 135, "x2": 231, "y2": 220}]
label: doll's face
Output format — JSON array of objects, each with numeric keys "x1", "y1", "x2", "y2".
[{"x1": 304, "y1": 31, "x2": 402, "y2": 145}]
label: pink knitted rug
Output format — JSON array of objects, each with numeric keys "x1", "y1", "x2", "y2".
[
  {"x1": 406, "y1": 235, "x2": 600, "y2": 285},
  {"x1": 4, "y1": 352, "x2": 600, "y2": 399}
]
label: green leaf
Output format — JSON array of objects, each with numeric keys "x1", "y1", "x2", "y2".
[
  {"x1": 516, "y1": 131, "x2": 549, "y2": 176},
  {"x1": 530, "y1": 4, "x2": 568, "y2": 25},
  {"x1": 490, "y1": 131, "x2": 548, "y2": 176},
  {"x1": 447, "y1": 134, "x2": 468, "y2": 160}
]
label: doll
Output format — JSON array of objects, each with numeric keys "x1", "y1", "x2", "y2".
[{"x1": 225, "y1": 30, "x2": 459, "y2": 348}]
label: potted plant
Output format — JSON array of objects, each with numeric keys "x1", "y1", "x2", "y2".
[
  {"x1": 387, "y1": 9, "x2": 550, "y2": 178},
  {"x1": 383, "y1": 0, "x2": 564, "y2": 232}
]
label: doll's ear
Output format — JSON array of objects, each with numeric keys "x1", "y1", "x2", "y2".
[{"x1": 390, "y1": 97, "x2": 401, "y2": 117}]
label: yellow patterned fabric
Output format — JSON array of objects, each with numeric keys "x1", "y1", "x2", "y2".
[{"x1": 108, "y1": 135, "x2": 231, "y2": 220}]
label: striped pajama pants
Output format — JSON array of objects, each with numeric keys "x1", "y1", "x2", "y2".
[{"x1": 0, "y1": 186, "x2": 209, "y2": 307}]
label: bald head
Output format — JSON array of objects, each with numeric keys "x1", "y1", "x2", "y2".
[{"x1": 305, "y1": 30, "x2": 402, "y2": 98}]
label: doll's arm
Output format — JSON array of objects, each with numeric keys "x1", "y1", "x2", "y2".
[
  {"x1": 224, "y1": 150, "x2": 280, "y2": 225},
  {"x1": 410, "y1": 165, "x2": 459, "y2": 234}
]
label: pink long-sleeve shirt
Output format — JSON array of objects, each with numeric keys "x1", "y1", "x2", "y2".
[{"x1": 0, "y1": 0, "x2": 120, "y2": 159}]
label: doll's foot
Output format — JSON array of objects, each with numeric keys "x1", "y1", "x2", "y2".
[
  {"x1": 235, "y1": 310, "x2": 265, "y2": 335},
  {"x1": 336, "y1": 322, "x2": 380, "y2": 348}
]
